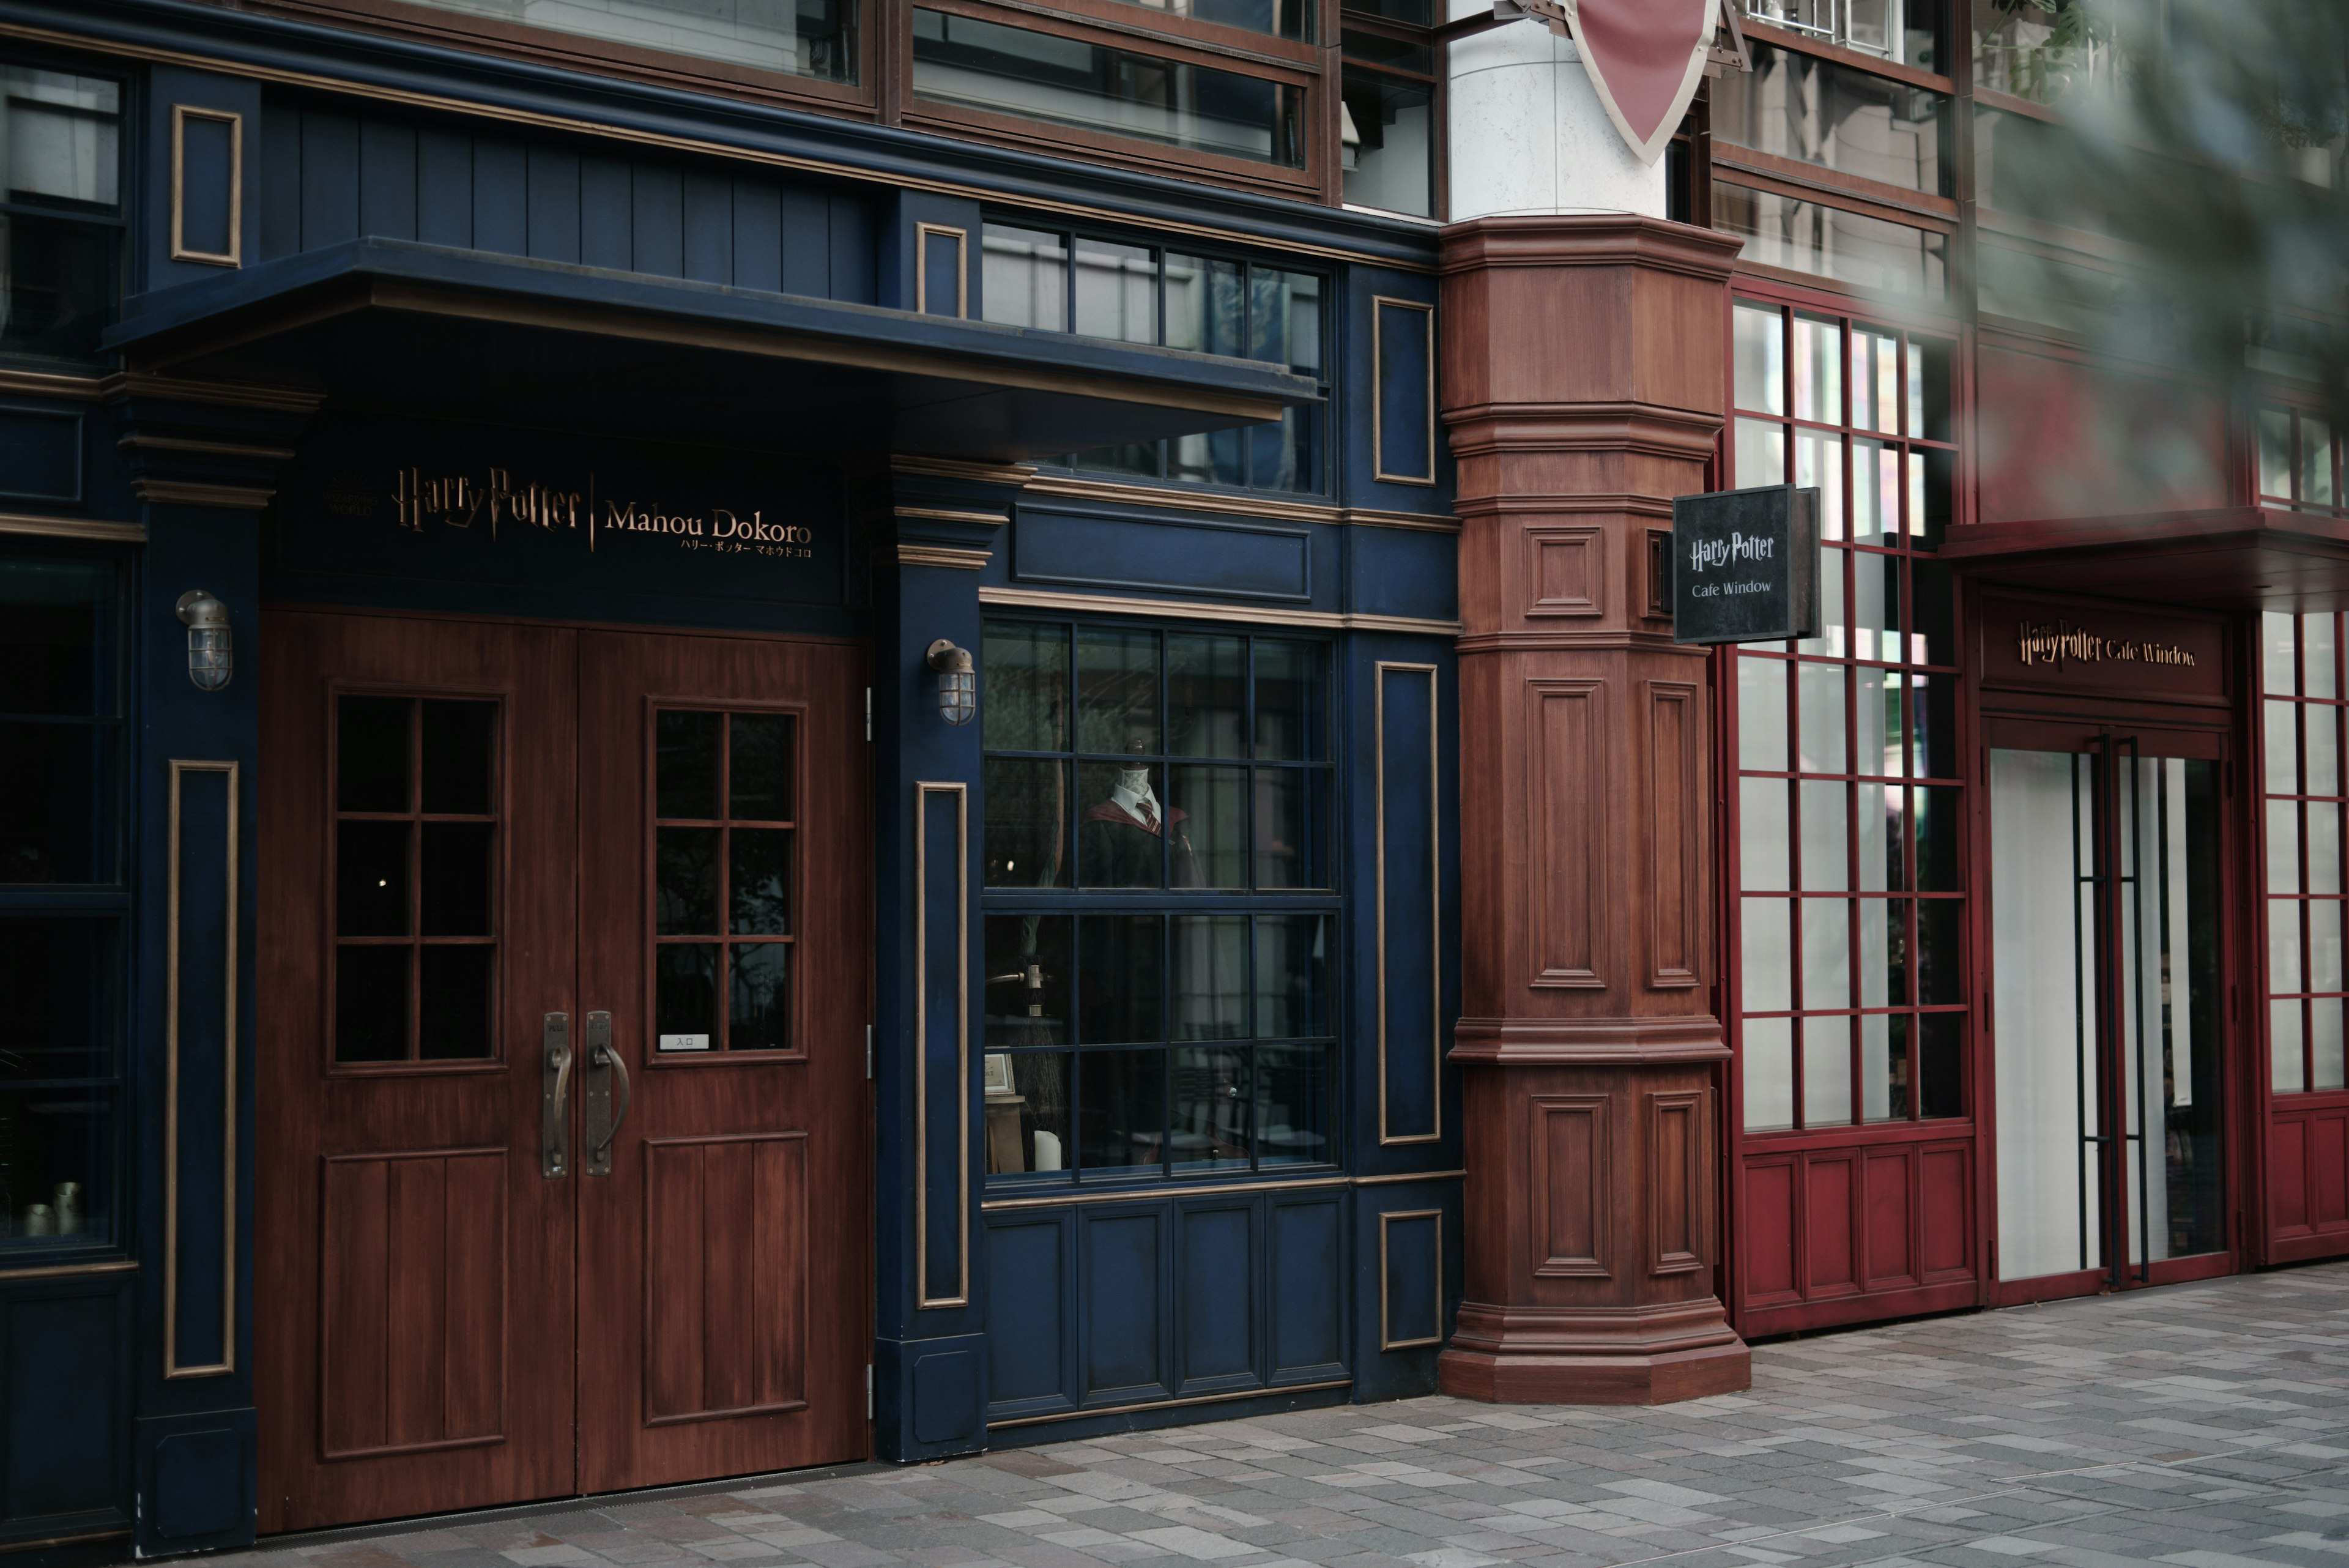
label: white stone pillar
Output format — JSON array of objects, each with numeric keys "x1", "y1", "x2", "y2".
[{"x1": 1445, "y1": 0, "x2": 1669, "y2": 221}]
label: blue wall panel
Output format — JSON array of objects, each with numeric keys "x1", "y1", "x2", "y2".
[
  {"x1": 526, "y1": 145, "x2": 582, "y2": 264},
  {"x1": 0, "y1": 405, "x2": 81, "y2": 503},
  {"x1": 1080, "y1": 1208, "x2": 1167, "y2": 1403},
  {"x1": 1174, "y1": 1202, "x2": 1256, "y2": 1392},
  {"x1": 297, "y1": 111, "x2": 359, "y2": 253},
  {"x1": 357, "y1": 120, "x2": 417, "y2": 245},
  {"x1": 5, "y1": 1282, "x2": 130, "y2": 1522},
  {"x1": 171, "y1": 764, "x2": 235, "y2": 1373},
  {"x1": 417, "y1": 128, "x2": 474, "y2": 248},
  {"x1": 683, "y1": 172, "x2": 732, "y2": 284},
  {"x1": 581, "y1": 155, "x2": 633, "y2": 270},
  {"x1": 1376, "y1": 662, "x2": 1440, "y2": 1145},
  {"x1": 984, "y1": 1216, "x2": 1072, "y2": 1413},
  {"x1": 1012, "y1": 503, "x2": 1312, "y2": 603},
  {"x1": 1268, "y1": 1195, "x2": 1345, "y2": 1381},
  {"x1": 144, "y1": 67, "x2": 263, "y2": 291}
]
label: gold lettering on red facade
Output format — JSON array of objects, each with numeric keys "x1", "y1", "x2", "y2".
[{"x1": 2016, "y1": 619, "x2": 2197, "y2": 671}]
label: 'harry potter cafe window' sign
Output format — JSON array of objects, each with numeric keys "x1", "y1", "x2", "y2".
[{"x1": 1671, "y1": 484, "x2": 1823, "y2": 647}]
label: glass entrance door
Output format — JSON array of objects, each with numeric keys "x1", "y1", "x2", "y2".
[{"x1": 1988, "y1": 737, "x2": 2227, "y2": 1293}]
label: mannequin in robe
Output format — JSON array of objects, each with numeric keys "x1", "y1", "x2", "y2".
[{"x1": 1080, "y1": 740, "x2": 1198, "y2": 886}]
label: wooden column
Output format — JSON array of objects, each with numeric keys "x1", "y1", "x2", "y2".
[{"x1": 1438, "y1": 215, "x2": 1751, "y2": 1404}]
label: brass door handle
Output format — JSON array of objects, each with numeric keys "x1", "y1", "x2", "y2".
[
  {"x1": 541, "y1": 1013, "x2": 573, "y2": 1178},
  {"x1": 583, "y1": 1009, "x2": 631, "y2": 1177}
]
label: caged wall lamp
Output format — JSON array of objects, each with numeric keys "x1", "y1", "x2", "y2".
[
  {"x1": 927, "y1": 639, "x2": 976, "y2": 726},
  {"x1": 176, "y1": 589, "x2": 232, "y2": 692}
]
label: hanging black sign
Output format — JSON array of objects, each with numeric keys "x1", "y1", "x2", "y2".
[{"x1": 1671, "y1": 484, "x2": 1822, "y2": 646}]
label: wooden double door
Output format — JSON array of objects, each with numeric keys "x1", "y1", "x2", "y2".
[{"x1": 258, "y1": 611, "x2": 869, "y2": 1533}]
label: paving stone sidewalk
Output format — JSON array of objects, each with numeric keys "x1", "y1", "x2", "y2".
[{"x1": 239, "y1": 1263, "x2": 2349, "y2": 1568}]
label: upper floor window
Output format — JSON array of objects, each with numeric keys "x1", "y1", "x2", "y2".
[
  {"x1": 1972, "y1": 0, "x2": 2106, "y2": 105},
  {"x1": 1740, "y1": 0, "x2": 1944, "y2": 73},
  {"x1": 1340, "y1": 0, "x2": 1436, "y2": 218},
  {"x1": 2261, "y1": 612, "x2": 2349, "y2": 1095},
  {"x1": 1713, "y1": 185, "x2": 1949, "y2": 300},
  {"x1": 366, "y1": 0, "x2": 855, "y2": 83},
  {"x1": 2259, "y1": 406, "x2": 2342, "y2": 516},
  {"x1": 1712, "y1": 40, "x2": 1950, "y2": 196},
  {"x1": 979, "y1": 620, "x2": 1338, "y2": 1186},
  {"x1": 982, "y1": 225, "x2": 1326, "y2": 493},
  {"x1": 2, "y1": 65, "x2": 122, "y2": 361}
]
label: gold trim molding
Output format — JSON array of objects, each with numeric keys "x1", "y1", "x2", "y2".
[
  {"x1": 1370, "y1": 296, "x2": 1438, "y2": 488},
  {"x1": 1377, "y1": 1208, "x2": 1444, "y2": 1351},
  {"x1": 0, "y1": 1259, "x2": 139, "y2": 1282},
  {"x1": 988, "y1": 1377, "x2": 1351, "y2": 1429},
  {"x1": 978, "y1": 586, "x2": 1460, "y2": 636},
  {"x1": 166, "y1": 759, "x2": 239, "y2": 1380},
  {"x1": 913, "y1": 222, "x2": 970, "y2": 319},
  {"x1": 892, "y1": 506, "x2": 1008, "y2": 526},
  {"x1": 0, "y1": 368, "x2": 323, "y2": 412},
  {"x1": 0, "y1": 513, "x2": 145, "y2": 544},
  {"x1": 1376, "y1": 661, "x2": 1442, "y2": 1146},
  {"x1": 891, "y1": 544, "x2": 993, "y2": 570},
  {"x1": 169, "y1": 104, "x2": 243, "y2": 267},
  {"x1": 133, "y1": 480, "x2": 280, "y2": 509},
  {"x1": 1021, "y1": 474, "x2": 1458, "y2": 533},
  {"x1": 915, "y1": 780, "x2": 971, "y2": 1310}
]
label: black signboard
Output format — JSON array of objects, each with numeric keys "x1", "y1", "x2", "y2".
[{"x1": 1671, "y1": 483, "x2": 1822, "y2": 646}]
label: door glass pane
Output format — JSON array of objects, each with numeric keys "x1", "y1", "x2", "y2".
[
  {"x1": 985, "y1": 758, "x2": 1070, "y2": 888},
  {"x1": 1802, "y1": 897, "x2": 1850, "y2": 1008},
  {"x1": 656, "y1": 827, "x2": 719, "y2": 934},
  {"x1": 418, "y1": 945, "x2": 492, "y2": 1060},
  {"x1": 1861, "y1": 1012, "x2": 1902, "y2": 1121},
  {"x1": 1079, "y1": 914, "x2": 1163, "y2": 1044},
  {"x1": 421, "y1": 700, "x2": 494, "y2": 815},
  {"x1": 984, "y1": 913, "x2": 1070, "y2": 1049},
  {"x1": 655, "y1": 944, "x2": 717, "y2": 1052},
  {"x1": 338, "y1": 696, "x2": 410, "y2": 814},
  {"x1": 656, "y1": 710, "x2": 719, "y2": 819},
  {"x1": 1255, "y1": 1043, "x2": 1331, "y2": 1165},
  {"x1": 1743, "y1": 1018, "x2": 1795, "y2": 1131},
  {"x1": 1990, "y1": 749, "x2": 2102, "y2": 1280},
  {"x1": 1733, "y1": 302, "x2": 1784, "y2": 415},
  {"x1": 336, "y1": 945, "x2": 409, "y2": 1063},
  {"x1": 420, "y1": 823, "x2": 492, "y2": 936},
  {"x1": 1171, "y1": 914, "x2": 1247, "y2": 1041},
  {"x1": 338, "y1": 822, "x2": 410, "y2": 937},
  {"x1": 729, "y1": 943, "x2": 790, "y2": 1051},
  {"x1": 729, "y1": 830, "x2": 792, "y2": 934},
  {"x1": 729, "y1": 714, "x2": 793, "y2": 820},
  {"x1": 1170, "y1": 1046, "x2": 1248, "y2": 1169},
  {"x1": 1167, "y1": 634, "x2": 1245, "y2": 758},
  {"x1": 1918, "y1": 1012, "x2": 1963, "y2": 1118},
  {"x1": 1803, "y1": 1016, "x2": 1852, "y2": 1125},
  {"x1": 1078, "y1": 1049, "x2": 1167, "y2": 1173}
]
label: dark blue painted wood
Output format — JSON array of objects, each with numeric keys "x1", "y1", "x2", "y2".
[
  {"x1": 258, "y1": 103, "x2": 298, "y2": 262},
  {"x1": 1347, "y1": 1181, "x2": 1457, "y2": 1401},
  {"x1": 1378, "y1": 663, "x2": 1439, "y2": 1143},
  {"x1": 472, "y1": 137, "x2": 527, "y2": 256},
  {"x1": 0, "y1": 405, "x2": 81, "y2": 502},
  {"x1": 682, "y1": 171, "x2": 732, "y2": 284},
  {"x1": 148, "y1": 1425, "x2": 245, "y2": 1541},
  {"x1": 631, "y1": 162, "x2": 684, "y2": 278},
  {"x1": 1347, "y1": 526, "x2": 1457, "y2": 623},
  {"x1": 1373, "y1": 299, "x2": 1434, "y2": 484},
  {"x1": 781, "y1": 188, "x2": 831, "y2": 298},
  {"x1": 416, "y1": 127, "x2": 473, "y2": 248},
  {"x1": 984, "y1": 1216, "x2": 1072, "y2": 1411},
  {"x1": 581, "y1": 155, "x2": 633, "y2": 270},
  {"x1": 921, "y1": 783, "x2": 967, "y2": 1303},
  {"x1": 526, "y1": 145, "x2": 582, "y2": 263},
  {"x1": 1174, "y1": 1202, "x2": 1256, "y2": 1392},
  {"x1": 733, "y1": 182, "x2": 783, "y2": 294},
  {"x1": 1011, "y1": 503, "x2": 1312, "y2": 604},
  {"x1": 1338, "y1": 269, "x2": 1452, "y2": 516},
  {"x1": 1269, "y1": 1194, "x2": 1346, "y2": 1381},
  {"x1": 4, "y1": 1278, "x2": 132, "y2": 1527},
  {"x1": 177, "y1": 114, "x2": 237, "y2": 258},
  {"x1": 357, "y1": 120, "x2": 418, "y2": 242},
  {"x1": 144, "y1": 68, "x2": 263, "y2": 292},
  {"x1": 297, "y1": 111, "x2": 359, "y2": 253},
  {"x1": 1381, "y1": 1209, "x2": 1441, "y2": 1345},
  {"x1": 1080, "y1": 1207, "x2": 1168, "y2": 1402},
  {"x1": 170, "y1": 765, "x2": 234, "y2": 1372},
  {"x1": 829, "y1": 194, "x2": 876, "y2": 306}
]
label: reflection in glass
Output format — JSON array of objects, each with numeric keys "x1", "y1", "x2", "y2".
[
  {"x1": 991, "y1": 1052, "x2": 1072, "y2": 1176},
  {"x1": 338, "y1": 696, "x2": 410, "y2": 814},
  {"x1": 1861, "y1": 1011, "x2": 1902, "y2": 1121},
  {"x1": 984, "y1": 757, "x2": 1069, "y2": 888},
  {"x1": 2310, "y1": 613, "x2": 2340, "y2": 699},
  {"x1": 2273, "y1": 901, "x2": 2305, "y2": 993},
  {"x1": 1340, "y1": 70, "x2": 1433, "y2": 218},
  {"x1": 985, "y1": 913, "x2": 1069, "y2": 1049},
  {"x1": 2270, "y1": 800, "x2": 2301, "y2": 895},
  {"x1": 1255, "y1": 1044, "x2": 1330, "y2": 1165},
  {"x1": 981, "y1": 226, "x2": 1068, "y2": 332},
  {"x1": 1, "y1": 918, "x2": 111, "y2": 1079},
  {"x1": 2317, "y1": 1000, "x2": 2347, "y2": 1092},
  {"x1": 421, "y1": 700, "x2": 494, "y2": 814},
  {"x1": 338, "y1": 822, "x2": 410, "y2": 937},
  {"x1": 1077, "y1": 628, "x2": 1158, "y2": 754},
  {"x1": 1255, "y1": 640, "x2": 1327, "y2": 760},
  {"x1": 420, "y1": 822, "x2": 492, "y2": 936},
  {"x1": 1741, "y1": 778, "x2": 1790, "y2": 890},
  {"x1": 656, "y1": 710, "x2": 719, "y2": 819},
  {"x1": 1918, "y1": 898, "x2": 1961, "y2": 1005},
  {"x1": 1743, "y1": 1017, "x2": 1795, "y2": 1131},
  {"x1": 1915, "y1": 784, "x2": 1959, "y2": 890},
  {"x1": 1167, "y1": 634, "x2": 1245, "y2": 757},
  {"x1": 0, "y1": 1084, "x2": 112, "y2": 1244},
  {"x1": 1170, "y1": 1046, "x2": 1249, "y2": 1168},
  {"x1": 1795, "y1": 428, "x2": 1844, "y2": 541},
  {"x1": 1803, "y1": 1015, "x2": 1852, "y2": 1125},
  {"x1": 1733, "y1": 302, "x2": 1785, "y2": 414},
  {"x1": 1255, "y1": 768, "x2": 1329, "y2": 889},
  {"x1": 1, "y1": 721, "x2": 102, "y2": 882},
  {"x1": 1853, "y1": 543, "x2": 1899, "y2": 648},
  {"x1": 1803, "y1": 897, "x2": 1850, "y2": 1009},
  {"x1": 730, "y1": 713, "x2": 793, "y2": 820},
  {"x1": 1852, "y1": 440, "x2": 1900, "y2": 548},
  {"x1": 1799, "y1": 779, "x2": 1847, "y2": 891},
  {"x1": 984, "y1": 620, "x2": 1069, "y2": 751},
  {"x1": 1793, "y1": 313, "x2": 1842, "y2": 423},
  {"x1": 1913, "y1": 561, "x2": 1955, "y2": 660},
  {"x1": 2274, "y1": 998, "x2": 2306, "y2": 1091},
  {"x1": 1737, "y1": 417, "x2": 1786, "y2": 490},
  {"x1": 1080, "y1": 913, "x2": 1163, "y2": 1044},
  {"x1": 419, "y1": 945, "x2": 493, "y2": 1060},
  {"x1": 1168, "y1": 765, "x2": 1245, "y2": 888},
  {"x1": 2265, "y1": 611, "x2": 2299, "y2": 694},
  {"x1": 1715, "y1": 185, "x2": 1950, "y2": 299},
  {"x1": 729, "y1": 830, "x2": 792, "y2": 934},
  {"x1": 2309, "y1": 705, "x2": 2341, "y2": 797},
  {"x1": 2268, "y1": 700, "x2": 2300, "y2": 795},
  {"x1": 2315, "y1": 803, "x2": 2343, "y2": 896},
  {"x1": 382, "y1": 0, "x2": 857, "y2": 80},
  {"x1": 336, "y1": 946, "x2": 409, "y2": 1063},
  {"x1": 1742, "y1": 897, "x2": 1793, "y2": 1012},
  {"x1": 1074, "y1": 237, "x2": 1157, "y2": 344},
  {"x1": 1078, "y1": 760, "x2": 1167, "y2": 888},
  {"x1": 1919, "y1": 1011, "x2": 1962, "y2": 1118},
  {"x1": 1079, "y1": 1049, "x2": 1167, "y2": 1172},
  {"x1": 1739, "y1": 656, "x2": 1789, "y2": 771},
  {"x1": 1173, "y1": 915, "x2": 1247, "y2": 1041},
  {"x1": 656, "y1": 826, "x2": 719, "y2": 934},
  {"x1": 729, "y1": 943, "x2": 790, "y2": 1051},
  {"x1": 1799, "y1": 548, "x2": 1846, "y2": 654},
  {"x1": 1860, "y1": 897, "x2": 1901, "y2": 1009},
  {"x1": 1858, "y1": 781, "x2": 1898, "y2": 892},
  {"x1": 656, "y1": 944, "x2": 717, "y2": 1049},
  {"x1": 1255, "y1": 914, "x2": 1326, "y2": 1038},
  {"x1": 1797, "y1": 662, "x2": 1846, "y2": 773}
]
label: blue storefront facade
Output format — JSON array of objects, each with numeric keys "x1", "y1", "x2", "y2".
[{"x1": 0, "y1": 0, "x2": 1466, "y2": 1550}]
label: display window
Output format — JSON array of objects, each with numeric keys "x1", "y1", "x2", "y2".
[
  {"x1": 0, "y1": 550, "x2": 126, "y2": 1255},
  {"x1": 2260, "y1": 611, "x2": 2349, "y2": 1094},
  {"x1": 979, "y1": 619, "x2": 1338, "y2": 1184},
  {"x1": 1, "y1": 62, "x2": 124, "y2": 362},
  {"x1": 1724, "y1": 295, "x2": 1967, "y2": 1134}
]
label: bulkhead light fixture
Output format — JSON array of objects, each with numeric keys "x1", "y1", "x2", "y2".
[
  {"x1": 926, "y1": 639, "x2": 976, "y2": 726},
  {"x1": 176, "y1": 589, "x2": 232, "y2": 692}
]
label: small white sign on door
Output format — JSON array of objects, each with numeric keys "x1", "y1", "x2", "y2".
[{"x1": 658, "y1": 1033, "x2": 711, "y2": 1052}]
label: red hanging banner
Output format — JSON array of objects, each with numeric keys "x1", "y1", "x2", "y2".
[{"x1": 1568, "y1": 0, "x2": 1716, "y2": 165}]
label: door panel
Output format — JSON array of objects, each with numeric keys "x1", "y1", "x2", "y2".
[
  {"x1": 259, "y1": 612, "x2": 579, "y2": 1533},
  {"x1": 575, "y1": 631, "x2": 867, "y2": 1494}
]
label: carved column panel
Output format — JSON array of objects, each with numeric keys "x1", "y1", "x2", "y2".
[{"x1": 1438, "y1": 216, "x2": 1751, "y2": 1403}]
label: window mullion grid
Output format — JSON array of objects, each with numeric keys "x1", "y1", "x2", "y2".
[{"x1": 406, "y1": 698, "x2": 423, "y2": 1061}]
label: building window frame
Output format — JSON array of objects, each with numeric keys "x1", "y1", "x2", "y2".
[
  {"x1": 0, "y1": 55, "x2": 129, "y2": 366},
  {"x1": 2258, "y1": 611, "x2": 2349, "y2": 1097}
]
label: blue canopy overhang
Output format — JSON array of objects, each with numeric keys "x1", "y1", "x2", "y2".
[{"x1": 104, "y1": 238, "x2": 1318, "y2": 462}]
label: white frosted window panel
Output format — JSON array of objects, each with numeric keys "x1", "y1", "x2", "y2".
[
  {"x1": 4, "y1": 68, "x2": 121, "y2": 207},
  {"x1": 2268, "y1": 700, "x2": 2300, "y2": 795},
  {"x1": 1795, "y1": 428, "x2": 1846, "y2": 541},
  {"x1": 1792, "y1": 313, "x2": 1842, "y2": 424},
  {"x1": 1854, "y1": 666, "x2": 1899, "y2": 776},
  {"x1": 1803, "y1": 896, "x2": 1851, "y2": 1008},
  {"x1": 1851, "y1": 325, "x2": 1899, "y2": 433},
  {"x1": 1856, "y1": 781, "x2": 1893, "y2": 893},
  {"x1": 1799, "y1": 779, "x2": 1848, "y2": 891},
  {"x1": 2270, "y1": 799, "x2": 2301, "y2": 894},
  {"x1": 1733, "y1": 302, "x2": 1786, "y2": 415},
  {"x1": 1906, "y1": 450, "x2": 1928, "y2": 544},
  {"x1": 2160, "y1": 761, "x2": 2195, "y2": 1110},
  {"x1": 1797, "y1": 547, "x2": 1846, "y2": 655},
  {"x1": 2306, "y1": 417, "x2": 2337, "y2": 507},
  {"x1": 1743, "y1": 1017, "x2": 1796, "y2": 1131},
  {"x1": 1851, "y1": 439, "x2": 1899, "y2": 547},
  {"x1": 2314, "y1": 901, "x2": 2344, "y2": 993},
  {"x1": 1737, "y1": 417, "x2": 1787, "y2": 487},
  {"x1": 1742, "y1": 897, "x2": 1794, "y2": 1013},
  {"x1": 1797, "y1": 661, "x2": 1847, "y2": 773},
  {"x1": 2265, "y1": 611, "x2": 2299, "y2": 695},
  {"x1": 2309, "y1": 704, "x2": 2340, "y2": 796},
  {"x1": 2317, "y1": 1000, "x2": 2348, "y2": 1091},
  {"x1": 1852, "y1": 542, "x2": 1896, "y2": 652},
  {"x1": 1992, "y1": 747, "x2": 2101, "y2": 1280},
  {"x1": 1738, "y1": 656, "x2": 1789, "y2": 772},
  {"x1": 1803, "y1": 1016, "x2": 1852, "y2": 1126},
  {"x1": 2272, "y1": 901, "x2": 2304, "y2": 994},
  {"x1": 1860, "y1": 1012, "x2": 1895, "y2": 1121},
  {"x1": 1740, "y1": 777, "x2": 1791, "y2": 890},
  {"x1": 1907, "y1": 340, "x2": 1925, "y2": 435},
  {"x1": 2310, "y1": 801, "x2": 2342, "y2": 895},
  {"x1": 1857, "y1": 897, "x2": 1893, "y2": 1008},
  {"x1": 1073, "y1": 239, "x2": 1157, "y2": 344},
  {"x1": 981, "y1": 228, "x2": 1067, "y2": 329},
  {"x1": 2274, "y1": 998, "x2": 2307, "y2": 1092},
  {"x1": 2307, "y1": 613, "x2": 2338, "y2": 699}
]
